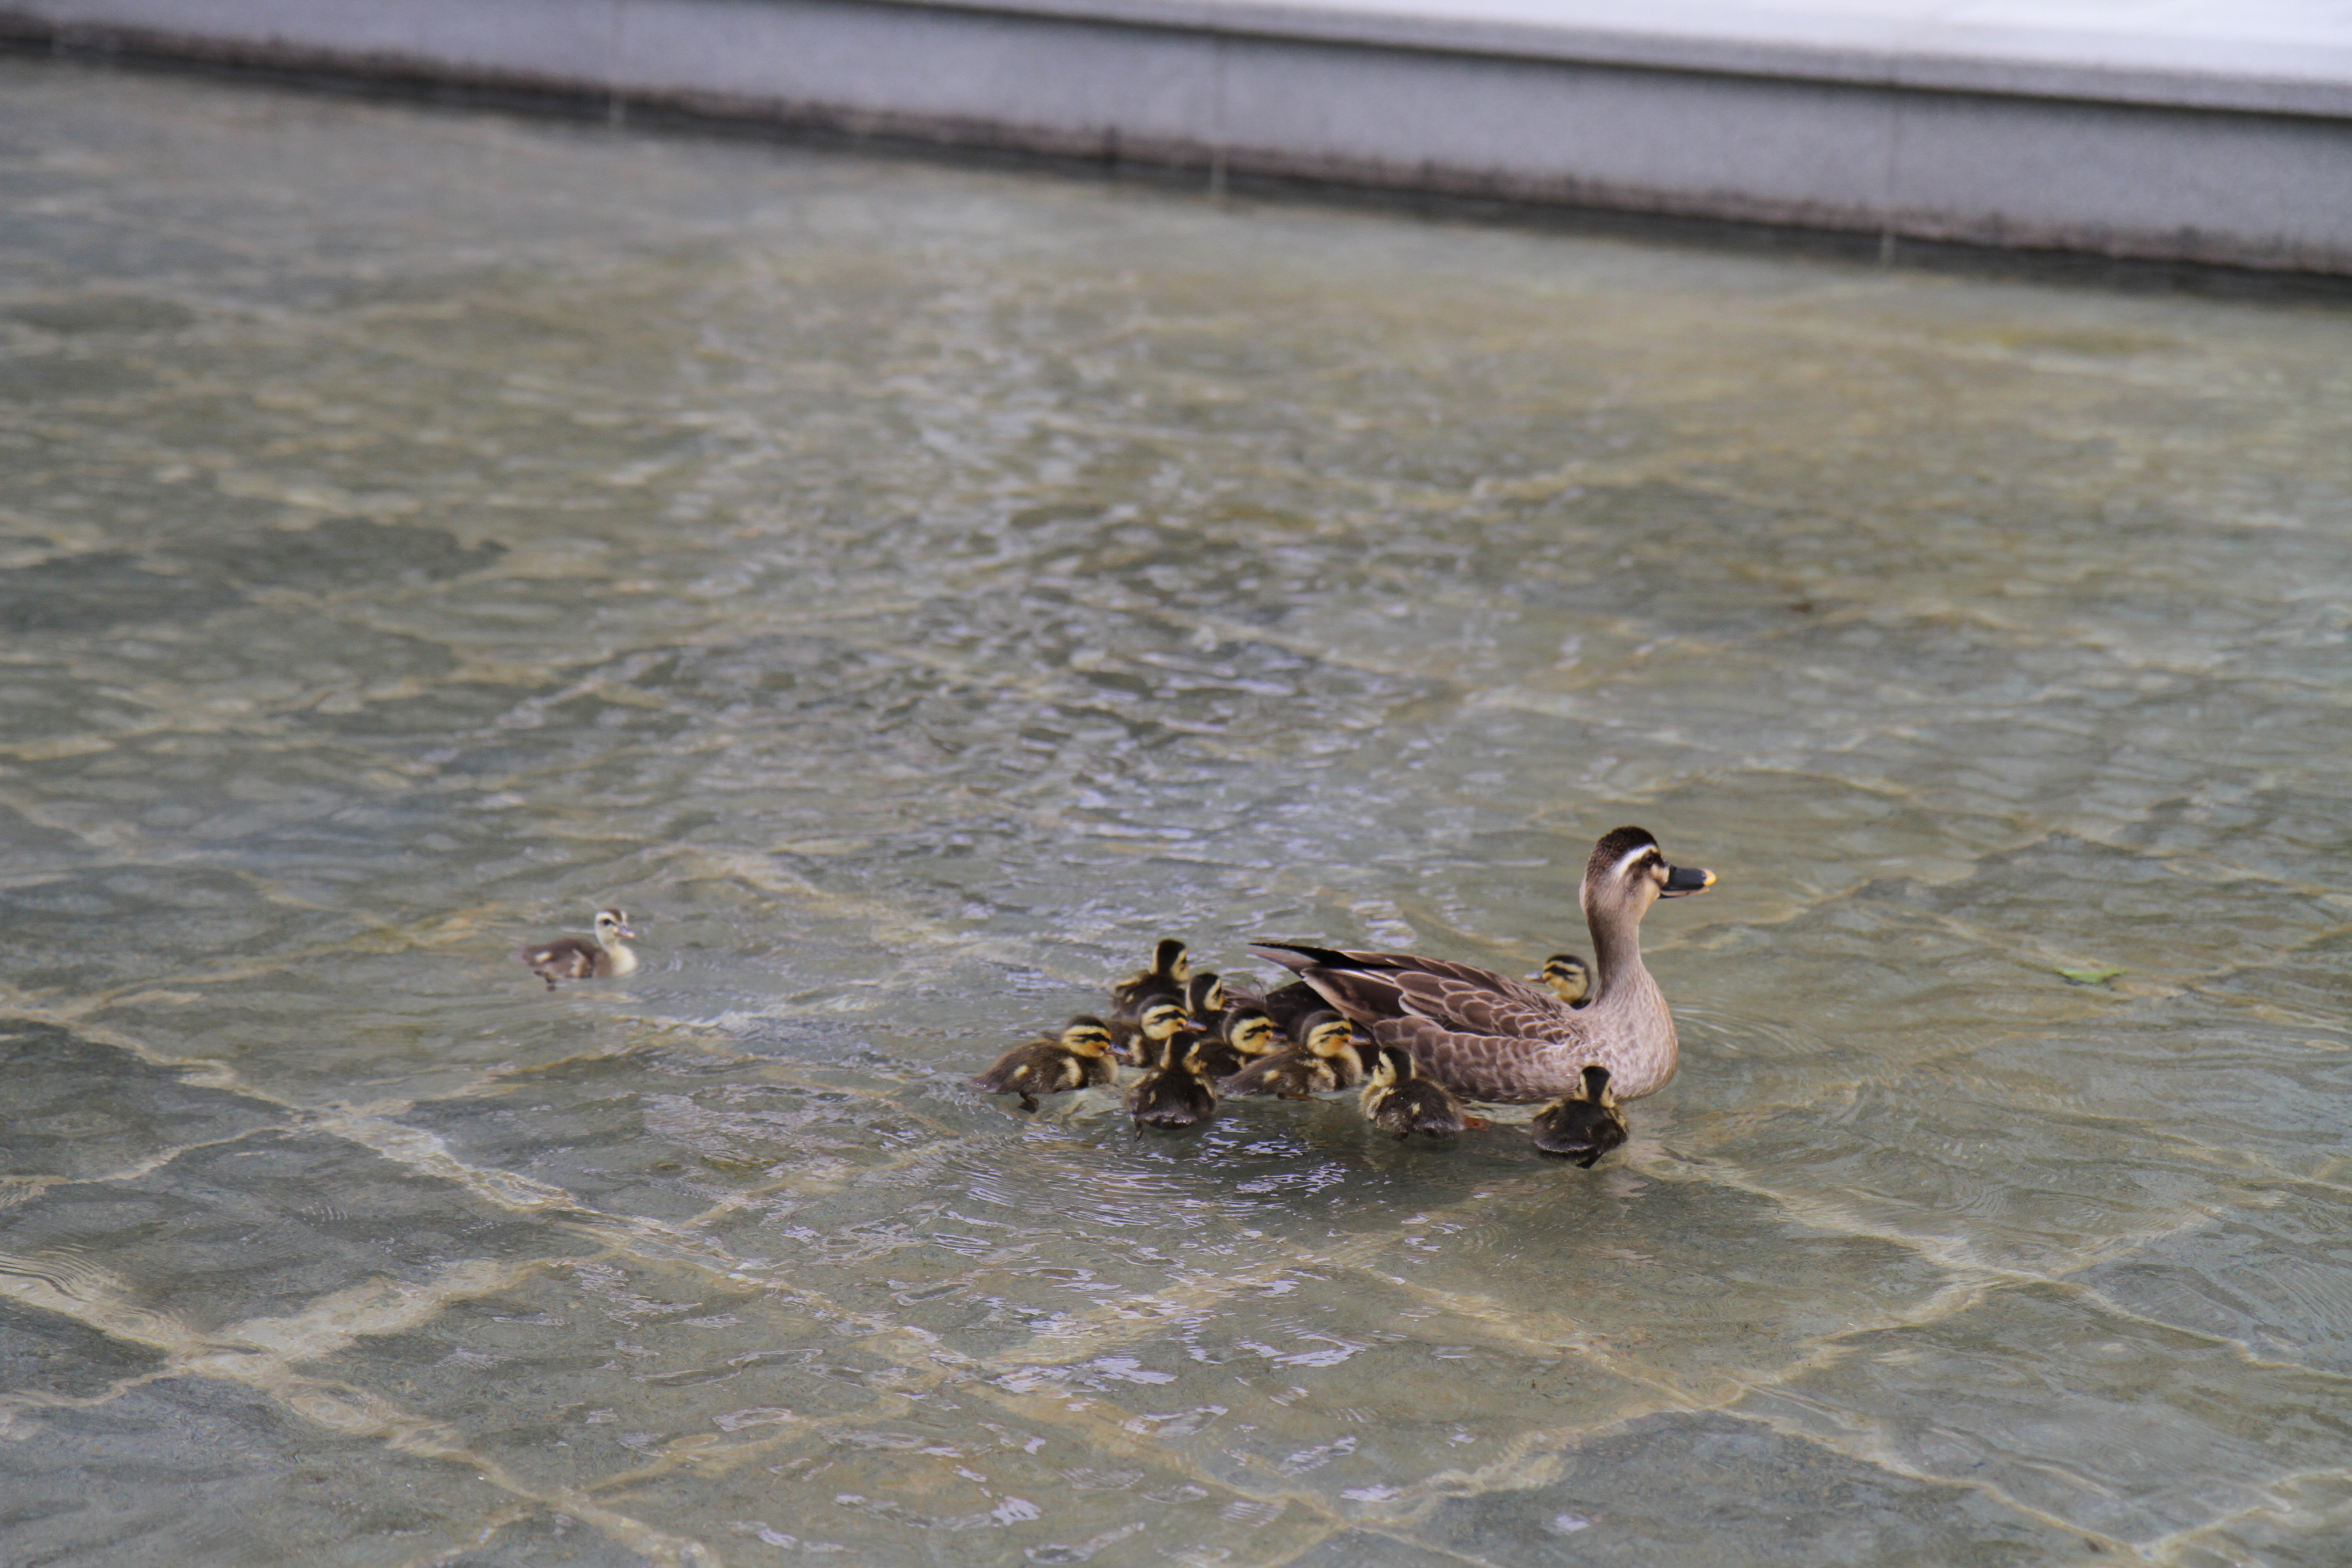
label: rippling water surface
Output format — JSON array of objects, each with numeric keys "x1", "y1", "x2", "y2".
[{"x1": 3, "y1": 57, "x2": 2351, "y2": 1567}]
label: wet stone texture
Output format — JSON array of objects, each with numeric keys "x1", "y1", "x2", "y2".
[
  {"x1": 1419, "y1": 1411, "x2": 2091, "y2": 1567},
  {"x1": 0, "y1": 1376, "x2": 512, "y2": 1567},
  {"x1": 1, "y1": 51, "x2": 2349, "y2": 1568}
]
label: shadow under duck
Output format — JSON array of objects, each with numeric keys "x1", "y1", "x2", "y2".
[
  {"x1": 970, "y1": 1017, "x2": 1117, "y2": 1113},
  {"x1": 1128, "y1": 1034, "x2": 1218, "y2": 1131},
  {"x1": 1252, "y1": 826, "x2": 1712, "y2": 1103},
  {"x1": 1530, "y1": 1064, "x2": 1627, "y2": 1166},
  {"x1": 1360, "y1": 1043, "x2": 1481, "y2": 1140},
  {"x1": 516, "y1": 906, "x2": 638, "y2": 989},
  {"x1": 1220, "y1": 1010, "x2": 1365, "y2": 1098}
]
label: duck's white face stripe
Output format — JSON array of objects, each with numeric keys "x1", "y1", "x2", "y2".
[{"x1": 1610, "y1": 844, "x2": 1661, "y2": 879}]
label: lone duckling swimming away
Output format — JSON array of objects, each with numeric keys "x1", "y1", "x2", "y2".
[
  {"x1": 1128, "y1": 1034, "x2": 1218, "y2": 1132},
  {"x1": 1360, "y1": 1044, "x2": 1479, "y2": 1141},
  {"x1": 1530, "y1": 1064, "x2": 1627, "y2": 1167},
  {"x1": 517, "y1": 907, "x2": 638, "y2": 990},
  {"x1": 1220, "y1": 1011, "x2": 1365, "y2": 1099},
  {"x1": 971, "y1": 1017, "x2": 1118, "y2": 1113}
]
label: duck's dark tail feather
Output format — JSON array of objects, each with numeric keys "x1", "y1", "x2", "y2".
[{"x1": 1250, "y1": 942, "x2": 1401, "y2": 974}]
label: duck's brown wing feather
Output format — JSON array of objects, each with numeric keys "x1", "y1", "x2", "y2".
[
  {"x1": 1251, "y1": 944, "x2": 1569, "y2": 1037},
  {"x1": 1369, "y1": 1017, "x2": 1574, "y2": 1103}
]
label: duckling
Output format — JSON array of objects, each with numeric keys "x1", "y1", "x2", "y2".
[
  {"x1": 1277, "y1": 1000, "x2": 1379, "y2": 1077},
  {"x1": 1114, "y1": 996, "x2": 1194, "y2": 1069},
  {"x1": 1530, "y1": 1064, "x2": 1627, "y2": 1167},
  {"x1": 1526, "y1": 952, "x2": 1593, "y2": 1007},
  {"x1": 1128, "y1": 1034, "x2": 1218, "y2": 1132},
  {"x1": 1154, "y1": 972, "x2": 1232, "y2": 1073},
  {"x1": 1183, "y1": 1004, "x2": 1279, "y2": 1080},
  {"x1": 1181, "y1": 971, "x2": 1231, "y2": 1037},
  {"x1": 1111, "y1": 937, "x2": 1190, "y2": 1013},
  {"x1": 1360, "y1": 1044, "x2": 1480, "y2": 1141},
  {"x1": 970, "y1": 1017, "x2": 1117, "y2": 1113},
  {"x1": 1192, "y1": 1006, "x2": 1281, "y2": 1080},
  {"x1": 1258, "y1": 977, "x2": 1327, "y2": 1036},
  {"x1": 1227, "y1": 1004, "x2": 1281, "y2": 1053},
  {"x1": 1110, "y1": 949, "x2": 1195, "y2": 1057},
  {"x1": 1221, "y1": 1011, "x2": 1365, "y2": 1098},
  {"x1": 516, "y1": 906, "x2": 638, "y2": 989}
]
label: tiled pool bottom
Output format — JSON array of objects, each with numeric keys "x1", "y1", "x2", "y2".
[{"x1": 2, "y1": 56, "x2": 2349, "y2": 1568}]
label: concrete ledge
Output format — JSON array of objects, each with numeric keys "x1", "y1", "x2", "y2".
[
  {"x1": 7, "y1": 0, "x2": 2350, "y2": 274},
  {"x1": 889, "y1": 0, "x2": 2352, "y2": 118}
]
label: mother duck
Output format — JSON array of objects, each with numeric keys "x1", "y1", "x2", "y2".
[{"x1": 1253, "y1": 826, "x2": 1712, "y2": 1103}]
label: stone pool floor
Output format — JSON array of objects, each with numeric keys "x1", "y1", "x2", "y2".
[{"x1": 2, "y1": 56, "x2": 2350, "y2": 1568}]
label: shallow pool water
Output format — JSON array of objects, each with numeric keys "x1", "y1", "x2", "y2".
[{"x1": 3, "y1": 57, "x2": 2350, "y2": 1568}]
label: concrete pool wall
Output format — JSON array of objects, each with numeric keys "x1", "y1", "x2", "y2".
[{"x1": 6, "y1": 0, "x2": 2351, "y2": 273}]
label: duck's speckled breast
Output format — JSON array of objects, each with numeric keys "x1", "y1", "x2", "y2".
[{"x1": 1377, "y1": 986, "x2": 1678, "y2": 1104}]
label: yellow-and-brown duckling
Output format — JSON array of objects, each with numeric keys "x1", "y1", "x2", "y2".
[
  {"x1": 1277, "y1": 1000, "x2": 1379, "y2": 1078},
  {"x1": 1526, "y1": 952, "x2": 1592, "y2": 1007},
  {"x1": 1110, "y1": 936, "x2": 1190, "y2": 1013},
  {"x1": 1252, "y1": 826, "x2": 1714, "y2": 1105},
  {"x1": 970, "y1": 1017, "x2": 1117, "y2": 1113},
  {"x1": 1110, "y1": 948, "x2": 1194, "y2": 1057},
  {"x1": 1220, "y1": 1010, "x2": 1365, "y2": 1099},
  {"x1": 1529, "y1": 1064, "x2": 1627, "y2": 1167},
  {"x1": 516, "y1": 906, "x2": 638, "y2": 990},
  {"x1": 1156, "y1": 972, "x2": 1237, "y2": 1075},
  {"x1": 1360, "y1": 1043, "x2": 1481, "y2": 1141},
  {"x1": 1128, "y1": 1034, "x2": 1218, "y2": 1132},
  {"x1": 1190, "y1": 1005, "x2": 1281, "y2": 1081},
  {"x1": 1113, "y1": 996, "x2": 1194, "y2": 1069},
  {"x1": 1179, "y1": 970, "x2": 1232, "y2": 1036}
]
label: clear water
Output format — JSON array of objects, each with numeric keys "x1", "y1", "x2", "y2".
[{"x1": 3, "y1": 57, "x2": 2350, "y2": 1568}]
